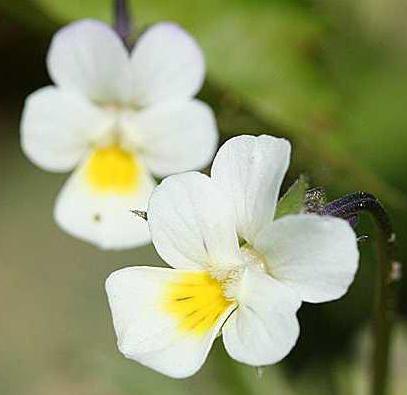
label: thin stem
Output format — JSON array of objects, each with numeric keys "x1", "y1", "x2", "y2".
[
  {"x1": 113, "y1": 0, "x2": 132, "y2": 49},
  {"x1": 371, "y1": 229, "x2": 393, "y2": 395},
  {"x1": 322, "y1": 192, "x2": 401, "y2": 395}
]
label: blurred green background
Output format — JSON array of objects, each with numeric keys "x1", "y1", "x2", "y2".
[{"x1": 1, "y1": 0, "x2": 407, "y2": 394}]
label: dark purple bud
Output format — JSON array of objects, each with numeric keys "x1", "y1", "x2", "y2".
[{"x1": 322, "y1": 192, "x2": 392, "y2": 235}]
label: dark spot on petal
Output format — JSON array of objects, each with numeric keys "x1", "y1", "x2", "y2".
[
  {"x1": 186, "y1": 310, "x2": 198, "y2": 318},
  {"x1": 176, "y1": 296, "x2": 193, "y2": 301},
  {"x1": 93, "y1": 213, "x2": 102, "y2": 223}
]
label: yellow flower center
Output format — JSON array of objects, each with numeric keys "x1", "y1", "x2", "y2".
[
  {"x1": 162, "y1": 272, "x2": 234, "y2": 336},
  {"x1": 85, "y1": 145, "x2": 141, "y2": 194}
]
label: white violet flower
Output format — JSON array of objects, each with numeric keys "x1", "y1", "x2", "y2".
[
  {"x1": 106, "y1": 135, "x2": 359, "y2": 378},
  {"x1": 20, "y1": 19, "x2": 217, "y2": 249}
]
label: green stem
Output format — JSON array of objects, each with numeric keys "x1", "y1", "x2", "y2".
[
  {"x1": 371, "y1": 226, "x2": 399, "y2": 395},
  {"x1": 320, "y1": 192, "x2": 401, "y2": 395}
]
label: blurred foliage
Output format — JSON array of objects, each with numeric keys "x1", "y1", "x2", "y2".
[{"x1": 1, "y1": 0, "x2": 407, "y2": 394}]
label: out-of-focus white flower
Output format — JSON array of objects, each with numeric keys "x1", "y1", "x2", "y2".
[
  {"x1": 21, "y1": 20, "x2": 217, "y2": 249},
  {"x1": 106, "y1": 135, "x2": 359, "y2": 378}
]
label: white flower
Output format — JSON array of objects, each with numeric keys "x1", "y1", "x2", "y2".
[
  {"x1": 20, "y1": 20, "x2": 217, "y2": 250},
  {"x1": 105, "y1": 135, "x2": 359, "y2": 378}
]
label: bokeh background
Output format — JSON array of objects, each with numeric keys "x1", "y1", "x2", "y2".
[{"x1": 1, "y1": 0, "x2": 407, "y2": 394}]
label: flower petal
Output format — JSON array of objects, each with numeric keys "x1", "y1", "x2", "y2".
[
  {"x1": 255, "y1": 214, "x2": 359, "y2": 303},
  {"x1": 222, "y1": 268, "x2": 301, "y2": 366},
  {"x1": 148, "y1": 172, "x2": 240, "y2": 270},
  {"x1": 121, "y1": 100, "x2": 218, "y2": 177},
  {"x1": 211, "y1": 135, "x2": 291, "y2": 245},
  {"x1": 54, "y1": 152, "x2": 155, "y2": 250},
  {"x1": 47, "y1": 19, "x2": 131, "y2": 103},
  {"x1": 106, "y1": 267, "x2": 235, "y2": 378},
  {"x1": 21, "y1": 86, "x2": 113, "y2": 172},
  {"x1": 130, "y1": 22, "x2": 205, "y2": 106}
]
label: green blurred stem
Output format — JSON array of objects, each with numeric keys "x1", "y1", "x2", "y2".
[
  {"x1": 321, "y1": 192, "x2": 400, "y2": 395},
  {"x1": 371, "y1": 225, "x2": 399, "y2": 395},
  {"x1": 350, "y1": 196, "x2": 399, "y2": 395}
]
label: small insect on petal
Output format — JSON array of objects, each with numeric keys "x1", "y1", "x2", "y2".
[{"x1": 131, "y1": 209, "x2": 148, "y2": 221}]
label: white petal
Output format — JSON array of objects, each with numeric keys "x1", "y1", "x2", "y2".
[
  {"x1": 148, "y1": 172, "x2": 240, "y2": 270},
  {"x1": 255, "y1": 214, "x2": 359, "y2": 303},
  {"x1": 106, "y1": 267, "x2": 235, "y2": 378},
  {"x1": 211, "y1": 135, "x2": 291, "y2": 245},
  {"x1": 47, "y1": 19, "x2": 131, "y2": 103},
  {"x1": 121, "y1": 100, "x2": 218, "y2": 177},
  {"x1": 130, "y1": 22, "x2": 205, "y2": 106},
  {"x1": 54, "y1": 154, "x2": 155, "y2": 250},
  {"x1": 222, "y1": 268, "x2": 301, "y2": 366},
  {"x1": 21, "y1": 86, "x2": 113, "y2": 172}
]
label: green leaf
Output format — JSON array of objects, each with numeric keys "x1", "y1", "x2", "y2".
[{"x1": 275, "y1": 175, "x2": 309, "y2": 219}]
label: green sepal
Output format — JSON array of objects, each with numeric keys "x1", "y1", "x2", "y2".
[{"x1": 275, "y1": 175, "x2": 309, "y2": 219}]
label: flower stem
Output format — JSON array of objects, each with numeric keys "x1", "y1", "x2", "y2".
[
  {"x1": 323, "y1": 192, "x2": 401, "y2": 395},
  {"x1": 113, "y1": 0, "x2": 132, "y2": 49}
]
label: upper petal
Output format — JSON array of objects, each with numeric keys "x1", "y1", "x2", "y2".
[
  {"x1": 148, "y1": 172, "x2": 240, "y2": 270},
  {"x1": 47, "y1": 19, "x2": 131, "y2": 103},
  {"x1": 211, "y1": 135, "x2": 291, "y2": 245},
  {"x1": 130, "y1": 22, "x2": 205, "y2": 106},
  {"x1": 222, "y1": 267, "x2": 301, "y2": 366},
  {"x1": 121, "y1": 100, "x2": 218, "y2": 177},
  {"x1": 21, "y1": 86, "x2": 113, "y2": 172},
  {"x1": 106, "y1": 267, "x2": 235, "y2": 378},
  {"x1": 255, "y1": 214, "x2": 359, "y2": 303},
  {"x1": 54, "y1": 150, "x2": 155, "y2": 250}
]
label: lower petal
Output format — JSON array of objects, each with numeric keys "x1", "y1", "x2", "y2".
[
  {"x1": 222, "y1": 268, "x2": 301, "y2": 366},
  {"x1": 106, "y1": 267, "x2": 235, "y2": 378},
  {"x1": 54, "y1": 148, "x2": 155, "y2": 250}
]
